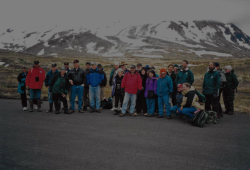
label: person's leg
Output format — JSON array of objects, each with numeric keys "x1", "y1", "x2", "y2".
[
  {"x1": 204, "y1": 94, "x2": 211, "y2": 111},
  {"x1": 136, "y1": 94, "x2": 141, "y2": 113},
  {"x1": 223, "y1": 90, "x2": 229, "y2": 113},
  {"x1": 36, "y1": 89, "x2": 42, "y2": 112},
  {"x1": 129, "y1": 94, "x2": 137, "y2": 114},
  {"x1": 83, "y1": 87, "x2": 88, "y2": 109},
  {"x1": 158, "y1": 96, "x2": 164, "y2": 117},
  {"x1": 77, "y1": 86, "x2": 84, "y2": 111},
  {"x1": 59, "y1": 95, "x2": 68, "y2": 112},
  {"x1": 228, "y1": 89, "x2": 235, "y2": 114},
  {"x1": 70, "y1": 86, "x2": 77, "y2": 110},
  {"x1": 29, "y1": 89, "x2": 35, "y2": 112},
  {"x1": 95, "y1": 86, "x2": 101, "y2": 110},
  {"x1": 89, "y1": 86, "x2": 95, "y2": 108},
  {"x1": 119, "y1": 94, "x2": 124, "y2": 109},
  {"x1": 53, "y1": 93, "x2": 60, "y2": 112},
  {"x1": 121, "y1": 92, "x2": 130, "y2": 114},
  {"x1": 212, "y1": 96, "x2": 220, "y2": 116},
  {"x1": 142, "y1": 96, "x2": 147, "y2": 113},
  {"x1": 21, "y1": 93, "x2": 26, "y2": 107},
  {"x1": 218, "y1": 88, "x2": 223, "y2": 115},
  {"x1": 115, "y1": 94, "x2": 120, "y2": 108},
  {"x1": 162, "y1": 95, "x2": 171, "y2": 117},
  {"x1": 146, "y1": 98, "x2": 150, "y2": 114},
  {"x1": 182, "y1": 107, "x2": 197, "y2": 119},
  {"x1": 170, "y1": 105, "x2": 179, "y2": 115},
  {"x1": 148, "y1": 98, "x2": 155, "y2": 115}
]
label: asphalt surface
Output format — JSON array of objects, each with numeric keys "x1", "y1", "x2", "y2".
[{"x1": 1, "y1": 99, "x2": 250, "y2": 170}]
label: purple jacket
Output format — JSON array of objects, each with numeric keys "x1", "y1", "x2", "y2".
[{"x1": 144, "y1": 77, "x2": 158, "y2": 98}]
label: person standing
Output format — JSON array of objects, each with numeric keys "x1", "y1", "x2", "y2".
[
  {"x1": 120, "y1": 62, "x2": 129, "y2": 74},
  {"x1": 87, "y1": 62, "x2": 104, "y2": 113},
  {"x1": 136, "y1": 63, "x2": 142, "y2": 73},
  {"x1": 109, "y1": 62, "x2": 120, "y2": 111},
  {"x1": 223, "y1": 65, "x2": 239, "y2": 115},
  {"x1": 156, "y1": 68, "x2": 173, "y2": 119},
  {"x1": 68, "y1": 60, "x2": 85, "y2": 113},
  {"x1": 135, "y1": 67, "x2": 148, "y2": 115},
  {"x1": 26, "y1": 60, "x2": 46, "y2": 112},
  {"x1": 83, "y1": 62, "x2": 91, "y2": 110},
  {"x1": 176, "y1": 60, "x2": 194, "y2": 85},
  {"x1": 98, "y1": 64, "x2": 107, "y2": 102},
  {"x1": 17, "y1": 67, "x2": 28, "y2": 111},
  {"x1": 214, "y1": 62, "x2": 226, "y2": 117},
  {"x1": 45, "y1": 63, "x2": 59, "y2": 113},
  {"x1": 49, "y1": 67, "x2": 71, "y2": 114},
  {"x1": 64, "y1": 62, "x2": 71, "y2": 108},
  {"x1": 202, "y1": 62, "x2": 220, "y2": 116},
  {"x1": 120, "y1": 65, "x2": 142, "y2": 117},
  {"x1": 111, "y1": 68, "x2": 124, "y2": 114},
  {"x1": 167, "y1": 64, "x2": 177, "y2": 106},
  {"x1": 144, "y1": 70, "x2": 158, "y2": 117}
]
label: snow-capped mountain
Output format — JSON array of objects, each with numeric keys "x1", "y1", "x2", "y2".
[{"x1": 0, "y1": 20, "x2": 250, "y2": 58}]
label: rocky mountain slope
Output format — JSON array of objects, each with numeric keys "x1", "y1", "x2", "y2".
[{"x1": 0, "y1": 20, "x2": 250, "y2": 58}]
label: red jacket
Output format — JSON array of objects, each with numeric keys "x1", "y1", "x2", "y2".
[
  {"x1": 121, "y1": 71, "x2": 142, "y2": 94},
  {"x1": 26, "y1": 66, "x2": 46, "y2": 89}
]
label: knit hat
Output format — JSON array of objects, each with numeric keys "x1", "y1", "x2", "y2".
[
  {"x1": 214, "y1": 62, "x2": 220, "y2": 67},
  {"x1": 225, "y1": 65, "x2": 232, "y2": 70},
  {"x1": 160, "y1": 68, "x2": 167, "y2": 74},
  {"x1": 174, "y1": 64, "x2": 179, "y2": 68}
]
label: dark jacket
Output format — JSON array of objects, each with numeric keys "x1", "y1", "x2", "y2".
[
  {"x1": 183, "y1": 90, "x2": 196, "y2": 108},
  {"x1": 216, "y1": 69, "x2": 226, "y2": 88},
  {"x1": 100, "y1": 68, "x2": 107, "y2": 87},
  {"x1": 224, "y1": 70, "x2": 239, "y2": 90},
  {"x1": 112, "y1": 75, "x2": 124, "y2": 96},
  {"x1": 109, "y1": 68, "x2": 118, "y2": 86},
  {"x1": 49, "y1": 73, "x2": 70, "y2": 95},
  {"x1": 86, "y1": 68, "x2": 104, "y2": 87},
  {"x1": 167, "y1": 70, "x2": 177, "y2": 91},
  {"x1": 140, "y1": 73, "x2": 148, "y2": 90},
  {"x1": 68, "y1": 68, "x2": 85, "y2": 86},
  {"x1": 17, "y1": 72, "x2": 27, "y2": 93},
  {"x1": 202, "y1": 70, "x2": 220, "y2": 95},
  {"x1": 176, "y1": 91, "x2": 183, "y2": 107},
  {"x1": 45, "y1": 70, "x2": 60, "y2": 87},
  {"x1": 176, "y1": 68, "x2": 194, "y2": 85}
]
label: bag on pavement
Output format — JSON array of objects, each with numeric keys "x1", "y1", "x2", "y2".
[
  {"x1": 206, "y1": 111, "x2": 218, "y2": 124},
  {"x1": 190, "y1": 110, "x2": 208, "y2": 128}
]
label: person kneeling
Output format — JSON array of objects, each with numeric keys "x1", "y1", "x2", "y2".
[
  {"x1": 179, "y1": 83, "x2": 201, "y2": 122},
  {"x1": 49, "y1": 67, "x2": 71, "y2": 114},
  {"x1": 170, "y1": 84, "x2": 183, "y2": 117}
]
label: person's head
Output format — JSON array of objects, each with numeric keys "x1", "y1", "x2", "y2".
[
  {"x1": 130, "y1": 65, "x2": 136, "y2": 74},
  {"x1": 114, "y1": 62, "x2": 120, "y2": 70},
  {"x1": 182, "y1": 60, "x2": 188, "y2": 69},
  {"x1": 60, "y1": 67, "x2": 66, "y2": 75},
  {"x1": 97, "y1": 64, "x2": 102, "y2": 71},
  {"x1": 141, "y1": 68, "x2": 146, "y2": 75},
  {"x1": 182, "y1": 83, "x2": 191, "y2": 91},
  {"x1": 73, "y1": 60, "x2": 79, "y2": 69},
  {"x1": 160, "y1": 68, "x2": 167, "y2": 78},
  {"x1": 86, "y1": 62, "x2": 91, "y2": 69},
  {"x1": 64, "y1": 62, "x2": 69, "y2": 69},
  {"x1": 22, "y1": 67, "x2": 27, "y2": 73},
  {"x1": 214, "y1": 62, "x2": 220, "y2": 70},
  {"x1": 137, "y1": 63, "x2": 142, "y2": 70},
  {"x1": 148, "y1": 70, "x2": 155, "y2": 78},
  {"x1": 120, "y1": 65, "x2": 126, "y2": 70},
  {"x1": 34, "y1": 60, "x2": 39, "y2": 68},
  {"x1": 51, "y1": 63, "x2": 57, "y2": 72},
  {"x1": 173, "y1": 64, "x2": 179, "y2": 72},
  {"x1": 168, "y1": 64, "x2": 174, "y2": 72},
  {"x1": 117, "y1": 68, "x2": 124, "y2": 77},
  {"x1": 91, "y1": 62, "x2": 97, "y2": 70},
  {"x1": 225, "y1": 65, "x2": 232, "y2": 73},
  {"x1": 209, "y1": 62, "x2": 215, "y2": 71},
  {"x1": 177, "y1": 84, "x2": 183, "y2": 92}
]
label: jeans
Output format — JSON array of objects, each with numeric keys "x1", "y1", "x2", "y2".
[
  {"x1": 29, "y1": 89, "x2": 41, "y2": 100},
  {"x1": 89, "y1": 86, "x2": 101, "y2": 109},
  {"x1": 146, "y1": 98, "x2": 155, "y2": 115},
  {"x1": 122, "y1": 92, "x2": 136, "y2": 114},
  {"x1": 182, "y1": 107, "x2": 197, "y2": 119},
  {"x1": 158, "y1": 95, "x2": 171, "y2": 116},
  {"x1": 70, "y1": 85, "x2": 84, "y2": 110},
  {"x1": 48, "y1": 89, "x2": 53, "y2": 103},
  {"x1": 170, "y1": 105, "x2": 182, "y2": 116}
]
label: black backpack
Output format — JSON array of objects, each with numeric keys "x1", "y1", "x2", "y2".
[
  {"x1": 101, "y1": 97, "x2": 113, "y2": 109},
  {"x1": 190, "y1": 110, "x2": 208, "y2": 128}
]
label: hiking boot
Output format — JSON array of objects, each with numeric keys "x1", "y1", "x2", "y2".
[
  {"x1": 83, "y1": 106, "x2": 87, "y2": 111},
  {"x1": 90, "y1": 108, "x2": 95, "y2": 113},
  {"x1": 64, "y1": 108, "x2": 70, "y2": 114},
  {"x1": 79, "y1": 110, "x2": 84, "y2": 113},
  {"x1": 35, "y1": 105, "x2": 38, "y2": 110},
  {"x1": 146, "y1": 114, "x2": 154, "y2": 117},
  {"x1": 69, "y1": 110, "x2": 75, "y2": 114},
  {"x1": 37, "y1": 100, "x2": 42, "y2": 112},
  {"x1": 166, "y1": 116, "x2": 171, "y2": 119},
  {"x1": 111, "y1": 108, "x2": 115, "y2": 111},
  {"x1": 55, "y1": 110, "x2": 60, "y2": 114},
  {"x1": 119, "y1": 114, "x2": 125, "y2": 117},
  {"x1": 156, "y1": 116, "x2": 163, "y2": 118},
  {"x1": 29, "y1": 100, "x2": 33, "y2": 112},
  {"x1": 130, "y1": 113, "x2": 136, "y2": 117},
  {"x1": 46, "y1": 103, "x2": 53, "y2": 113},
  {"x1": 134, "y1": 112, "x2": 139, "y2": 116},
  {"x1": 96, "y1": 109, "x2": 101, "y2": 113}
]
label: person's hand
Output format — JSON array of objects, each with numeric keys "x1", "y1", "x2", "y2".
[
  {"x1": 121, "y1": 88, "x2": 125, "y2": 94},
  {"x1": 47, "y1": 86, "x2": 49, "y2": 88},
  {"x1": 50, "y1": 92, "x2": 52, "y2": 94},
  {"x1": 62, "y1": 94, "x2": 66, "y2": 98},
  {"x1": 176, "y1": 110, "x2": 179, "y2": 113},
  {"x1": 180, "y1": 107, "x2": 183, "y2": 111}
]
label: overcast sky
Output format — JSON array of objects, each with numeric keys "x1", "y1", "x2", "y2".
[{"x1": 0, "y1": 0, "x2": 250, "y2": 35}]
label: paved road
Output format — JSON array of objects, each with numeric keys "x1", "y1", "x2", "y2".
[{"x1": 0, "y1": 99, "x2": 250, "y2": 170}]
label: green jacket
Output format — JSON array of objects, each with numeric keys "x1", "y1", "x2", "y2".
[
  {"x1": 202, "y1": 70, "x2": 220, "y2": 95},
  {"x1": 224, "y1": 70, "x2": 239, "y2": 90},
  {"x1": 176, "y1": 68, "x2": 194, "y2": 85},
  {"x1": 49, "y1": 73, "x2": 70, "y2": 95},
  {"x1": 109, "y1": 68, "x2": 115, "y2": 86}
]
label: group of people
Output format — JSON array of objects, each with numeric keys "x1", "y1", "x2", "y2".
[{"x1": 17, "y1": 59, "x2": 239, "y2": 121}]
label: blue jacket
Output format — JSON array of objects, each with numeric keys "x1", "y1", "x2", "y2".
[
  {"x1": 176, "y1": 91, "x2": 183, "y2": 107},
  {"x1": 45, "y1": 70, "x2": 59, "y2": 87},
  {"x1": 17, "y1": 72, "x2": 27, "y2": 94},
  {"x1": 157, "y1": 76, "x2": 173, "y2": 96},
  {"x1": 87, "y1": 68, "x2": 104, "y2": 87}
]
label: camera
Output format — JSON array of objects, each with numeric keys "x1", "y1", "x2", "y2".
[{"x1": 35, "y1": 77, "x2": 39, "y2": 82}]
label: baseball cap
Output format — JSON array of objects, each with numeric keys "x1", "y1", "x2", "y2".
[
  {"x1": 86, "y1": 62, "x2": 91, "y2": 65},
  {"x1": 34, "y1": 60, "x2": 39, "y2": 64},
  {"x1": 64, "y1": 62, "x2": 69, "y2": 65},
  {"x1": 177, "y1": 84, "x2": 183, "y2": 88},
  {"x1": 214, "y1": 62, "x2": 220, "y2": 67},
  {"x1": 51, "y1": 63, "x2": 57, "y2": 67},
  {"x1": 22, "y1": 66, "x2": 27, "y2": 69},
  {"x1": 130, "y1": 65, "x2": 136, "y2": 68},
  {"x1": 97, "y1": 64, "x2": 102, "y2": 68},
  {"x1": 137, "y1": 63, "x2": 142, "y2": 67},
  {"x1": 60, "y1": 67, "x2": 67, "y2": 71},
  {"x1": 73, "y1": 60, "x2": 79, "y2": 63}
]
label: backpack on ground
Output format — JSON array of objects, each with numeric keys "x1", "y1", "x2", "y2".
[
  {"x1": 194, "y1": 89, "x2": 206, "y2": 103},
  {"x1": 190, "y1": 110, "x2": 208, "y2": 128},
  {"x1": 206, "y1": 111, "x2": 218, "y2": 124},
  {"x1": 101, "y1": 97, "x2": 113, "y2": 109}
]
